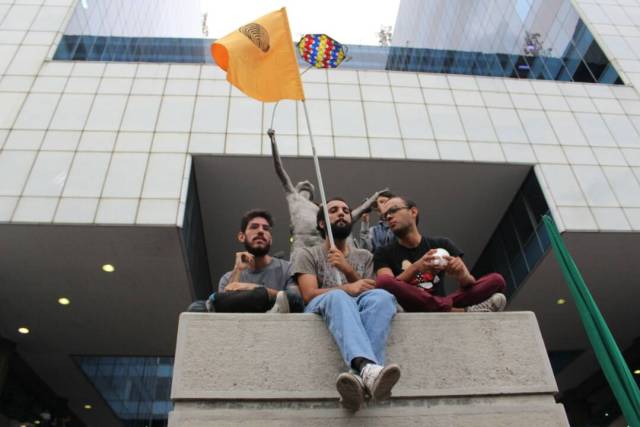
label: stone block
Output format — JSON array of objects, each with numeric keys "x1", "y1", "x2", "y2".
[
  {"x1": 169, "y1": 311, "x2": 568, "y2": 426},
  {"x1": 171, "y1": 311, "x2": 557, "y2": 400}
]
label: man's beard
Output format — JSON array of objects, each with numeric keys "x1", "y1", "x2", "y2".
[
  {"x1": 244, "y1": 240, "x2": 271, "y2": 257},
  {"x1": 391, "y1": 222, "x2": 410, "y2": 238},
  {"x1": 330, "y1": 220, "x2": 353, "y2": 240}
]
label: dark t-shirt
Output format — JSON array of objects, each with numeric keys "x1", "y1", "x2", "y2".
[{"x1": 373, "y1": 236, "x2": 463, "y2": 296}]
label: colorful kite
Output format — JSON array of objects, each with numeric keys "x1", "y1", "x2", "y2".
[{"x1": 297, "y1": 34, "x2": 347, "y2": 69}]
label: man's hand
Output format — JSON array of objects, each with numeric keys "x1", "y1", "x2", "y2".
[
  {"x1": 341, "y1": 279, "x2": 375, "y2": 296},
  {"x1": 224, "y1": 282, "x2": 258, "y2": 292},
  {"x1": 327, "y1": 247, "x2": 353, "y2": 275},
  {"x1": 413, "y1": 249, "x2": 446, "y2": 274},
  {"x1": 444, "y1": 256, "x2": 475, "y2": 286},
  {"x1": 234, "y1": 251, "x2": 255, "y2": 271}
]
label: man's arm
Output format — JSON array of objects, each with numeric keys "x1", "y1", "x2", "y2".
[
  {"x1": 351, "y1": 188, "x2": 389, "y2": 221},
  {"x1": 444, "y1": 256, "x2": 475, "y2": 287},
  {"x1": 327, "y1": 247, "x2": 361, "y2": 283},
  {"x1": 297, "y1": 273, "x2": 375, "y2": 304},
  {"x1": 436, "y1": 237, "x2": 473, "y2": 287},
  {"x1": 375, "y1": 250, "x2": 443, "y2": 284},
  {"x1": 268, "y1": 129, "x2": 295, "y2": 194},
  {"x1": 219, "y1": 252, "x2": 279, "y2": 297},
  {"x1": 376, "y1": 267, "x2": 395, "y2": 277}
]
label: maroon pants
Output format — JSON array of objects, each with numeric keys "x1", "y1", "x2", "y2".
[{"x1": 376, "y1": 273, "x2": 506, "y2": 312}]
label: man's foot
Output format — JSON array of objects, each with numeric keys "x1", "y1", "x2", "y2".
[
  {"x1": 360, "y1": 363, "x2": 401, "y2": 402},
  {"x1": 336, "y1": 372, "x2": 365, "y2": 411},
  {"x1": 465, "y1": 293, "x2": 507, "y2": 312},
  {"x1": 267, "y1": 290, "x2": 290, "y2": 313}
]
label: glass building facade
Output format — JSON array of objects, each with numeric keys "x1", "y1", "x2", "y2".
[
  {"x1": 53, "y1": 0, "x2": 621, "y2": 84},
  {"x1": 472, "y1": 170, "x2": 551, "y2": 296},
  {"x1": 388, "y1": 0, "x2": 622, "y2": 83},
  {"x1": 76, "y1": 356, "x2": 173, "y2": 427}
]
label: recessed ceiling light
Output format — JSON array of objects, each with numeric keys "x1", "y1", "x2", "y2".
[
  {"x1": 83, "y1": 404, "x2": 92, "y2": 410},
  {"x1": 34, "y1": 421, "x2": 41, "y2": 425},
  {"x1": 101, "y1": 264, "x2": 115, "y2": 273},
  {"x1": 633, "y1": 369, "x2": 640, "y2": 375},
  {"x1": 58, "y1": 297, "x2": 70, "y2": 306},
  {"x1": 556, "y1": 298, "x2": 566, "y2": 305},
  {"x1": 18, "y1": 327, "x2": 30, "y2": 334}
]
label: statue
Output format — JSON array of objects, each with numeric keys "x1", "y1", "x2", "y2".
[{"x1": 268, "y1": 129, "x2": 387, "y2": 252}]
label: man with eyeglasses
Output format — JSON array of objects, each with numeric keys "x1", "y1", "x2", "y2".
[
  {"x1": 187, "y1": 209, "x2": 303, "y2": 313},
  {"x1": 292, "y1": 197, "x2": 400, "y2": 412},
  {"x1": 374, "y1": 196, "x2": 507, "y2": 313}
]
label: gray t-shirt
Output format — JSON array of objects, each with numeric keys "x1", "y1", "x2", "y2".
[
  {"x1": 292, "y1": 244, "x2": 374, "y2": 289},
  {"x1": 218, "y1": 257, "x2": 294, "y2": 293}
]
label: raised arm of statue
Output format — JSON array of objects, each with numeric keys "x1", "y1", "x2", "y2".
[
  {"x1": 268, "y1": 129, "x2": 295, "y2": 194},
  {"x1": 351, "y1": 188, "x2": 390, "y2": 221}
]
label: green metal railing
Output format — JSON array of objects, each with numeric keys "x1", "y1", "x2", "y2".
[{"x1": 543, "y1": 215, "x2": 640, "y2": 426}]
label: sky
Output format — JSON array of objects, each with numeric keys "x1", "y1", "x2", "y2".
[{"x1": 201, "y1": 0, "x2": 400, "y2": 46}]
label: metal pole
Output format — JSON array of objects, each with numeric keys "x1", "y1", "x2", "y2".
[{"x1": 300, "y1": 99, "x2": 342, "y2": 284}]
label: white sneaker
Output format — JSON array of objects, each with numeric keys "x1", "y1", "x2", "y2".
[
  {"x1": 360, "y1": 363, "x2": 401, "y2": 402},
  {"x1": 267, "y1": 290, "x2": 290, "y2": 313},
  {"x1": 465, "y1": 293, "x2": 507, "y2": 312},
  {"x1": 336, "y1": 372, "x2": 365, "y2": 411}
]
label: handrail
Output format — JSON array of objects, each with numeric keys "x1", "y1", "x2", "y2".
[{"x1": 543, "y1": 215, "x2": 640, "y2": 426}]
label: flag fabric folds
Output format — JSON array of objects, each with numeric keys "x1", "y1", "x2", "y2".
[
  {"x1": 543, "y1": 215, "x2": 640, "y2": 426},
  {"x1": 211, "y1": 8, "x2": 304, "y2": 102}
]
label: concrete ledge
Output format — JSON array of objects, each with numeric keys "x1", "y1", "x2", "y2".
[
  {"x1": 169, "y1": 395, "x2": 569, "y2": 426},
  {"x1": 171, "y1": 311, "x2": 558, "y2": 400}
]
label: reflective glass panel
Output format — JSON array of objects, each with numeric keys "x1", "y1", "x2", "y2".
[
  {"x1": 76, "y1": 356, "x2": 173, "y2": 427},
  {"x1": 53, "y1": 0, "x2": 622, "y2": 84}
]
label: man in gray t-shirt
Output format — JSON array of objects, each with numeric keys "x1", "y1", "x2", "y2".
[
  {"x1": 292, "y1": 244, "x2": 373, "y2": 289},
  {"x1": 292, "y1": 197, "x2": 400, "y2": 412},
  {"x1": 218, "y1": 256, "x2": 293, "y2": 293},
  {"x1": 187, "y1": 209, "x2": 302, "y2": 313}
]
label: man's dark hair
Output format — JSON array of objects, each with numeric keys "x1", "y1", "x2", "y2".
[
  {"x1": 394, "y1": 196, "x2": 419, "y2": 226},
  {"x1": 377, "y1": 190, "x2": 395, "y2": 200},
  {"x1": 316, "y1": 197, "x2": 350, "y2": 239},
  {"x1": 240, "y1": 209, "x2": 274, "y2": 232}
]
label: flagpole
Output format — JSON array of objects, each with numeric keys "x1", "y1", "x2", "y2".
[{"x1": 301, "y1": 99, "x2": 342, "y2": 285}]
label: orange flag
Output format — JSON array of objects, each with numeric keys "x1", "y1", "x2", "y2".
[{"x1": 211, "y1": 8, "x2": 305, "y2": 102}]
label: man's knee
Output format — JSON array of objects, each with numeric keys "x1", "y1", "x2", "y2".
[
  {"x1": 376, "y1": 274, "x2": 399, "y2": 290},
  {"x1": 364, "y1": 289, "x2": 397, "y2": 309},
  {"x1": 323, "y1": 289, "x2": 352, "y2": 305},
  {"x1": 319, "y1": 289, "x2": 362, "y2": 312},
  {"x1": 485, "y1": 272, "x2": 507, "y2": 293}
]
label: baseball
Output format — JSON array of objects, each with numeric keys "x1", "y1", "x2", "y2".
[{"x1": 431, "y1": 248, "x2": 450, "y2": 266}]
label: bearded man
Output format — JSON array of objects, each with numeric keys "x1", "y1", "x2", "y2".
[
  {"x1": 187, "y1": 209, "x2": 303, "y2": 313},
  {"x1": 292, "y1": 197, "x2": 400, "y2": 412}
]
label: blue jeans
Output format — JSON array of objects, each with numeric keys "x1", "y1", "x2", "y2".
[{"x1": 304, "y1": 289, "x2": 397, "y2": 367}]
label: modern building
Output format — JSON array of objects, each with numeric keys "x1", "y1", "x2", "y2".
[{"x1": 0, "y1": 0, "x2": 639, "y2": 426}]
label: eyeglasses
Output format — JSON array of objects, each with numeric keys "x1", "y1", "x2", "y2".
[{"x1": 382, "y1": 206, "x2": 409, "y2": 221}]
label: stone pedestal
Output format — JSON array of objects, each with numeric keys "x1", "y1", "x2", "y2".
[{"x1": 169, "y1": 312, "x2": 568, "y2": 426}]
